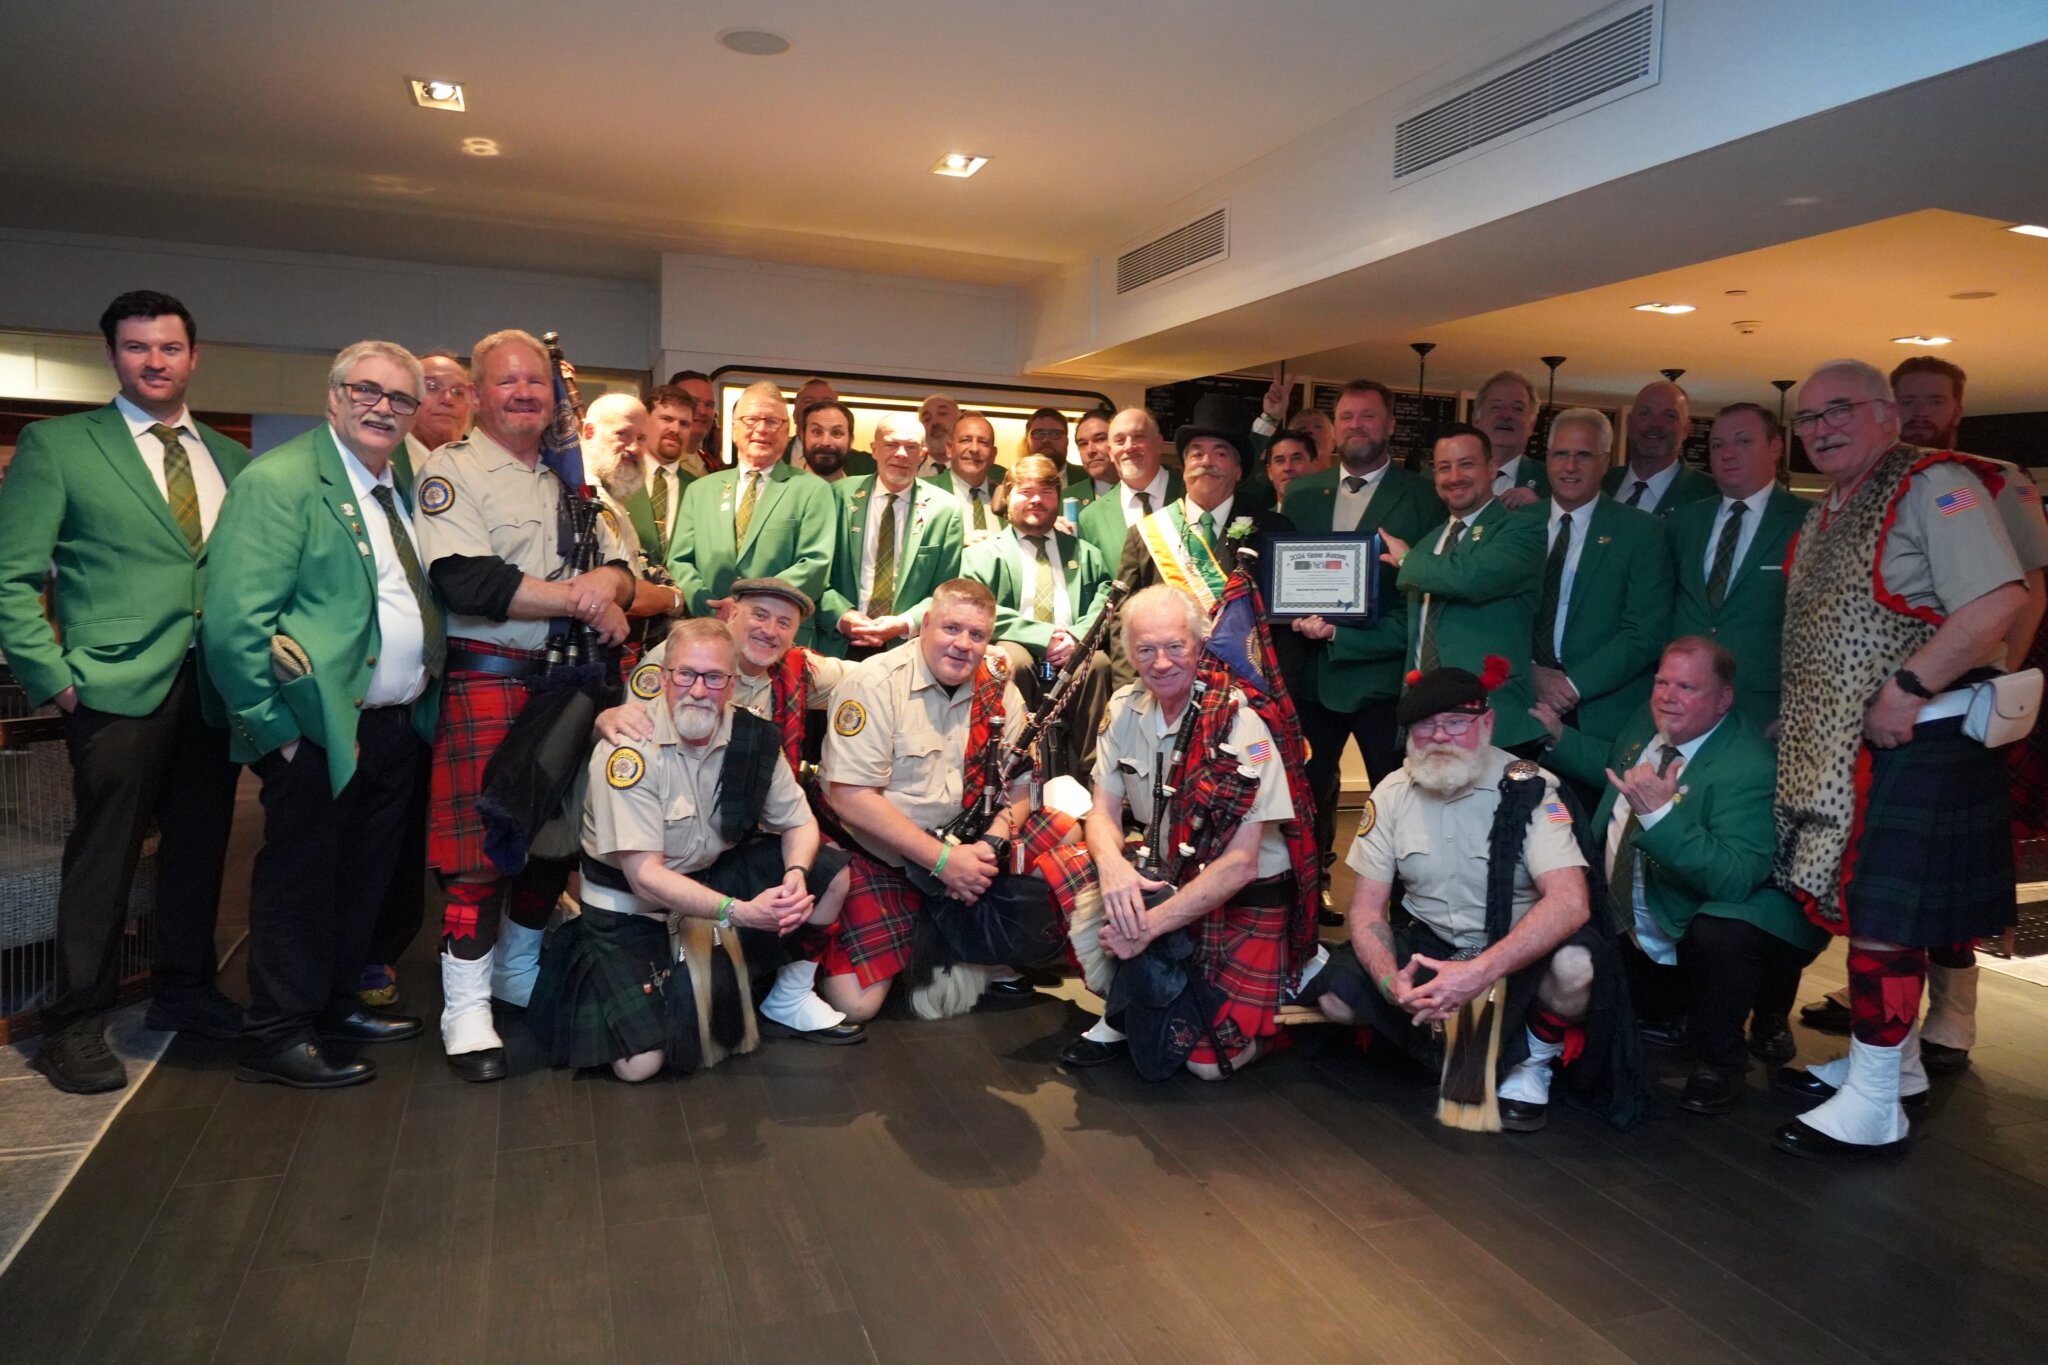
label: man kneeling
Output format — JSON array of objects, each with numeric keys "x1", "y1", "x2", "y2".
[
  {"x1": 528, "y1": 618, "x2": 852, "y2": 1081},
  {"x1": 1317, "y1": 664, "x2": 1593, "y2": 1131}
]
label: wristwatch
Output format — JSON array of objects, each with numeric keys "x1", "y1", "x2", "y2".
[{"x1": 1893, "y1": 667, "x2": 1935, "y2": 699}]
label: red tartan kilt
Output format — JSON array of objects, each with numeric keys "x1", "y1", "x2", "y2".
[
  {"x1": 1188, "y1": 895, "x2": 1289, "y2": 1064},
  {"x1": 428, "y1": 640, "x2": 539, "y2": 877}
]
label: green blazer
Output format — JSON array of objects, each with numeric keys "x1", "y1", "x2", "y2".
[
  {"x1": 814, "y1": 476, "x2": 964, "y2": 656},
  {"x1": 1602, "y1": 462, "x2": 1718, "y2": 517},
  {"x1": 1544, "y1": 496, "x2": 1673, "y2": 744},
  {"x1": 1281, "y1": 465, "x2": 1446, "y2": 709},
  {"x1": 621, "y1": 463, "x2": 697, "y2": 564},
  {"x1": 1667, "y1": 485, "x2": 1806, "y2": 726},
  {"x1": 201, "y1": 427, "x2": 441, "y2": 795},
  {"x1": 1063, "y1": 473, "x2": 1115, "y2": 509},
  {"x1": 0, "y1": 403, "x2": 249, "y2": 714},
  {"x1": 963, "y1": 526, "x2": 1112, "y2": 657},
  {"x1": 1396, "y1": 498, "x2": 1547, "y2": 748},
  {"x1": 1076, "y1": 469, "x2": 1185, "y2": 570},
  {"x1": 1548, "y1": 706, "x2": 1823, "y2": 952},
  {"x1": 667, "y1": 461, "x2": 837, "y2": 645},
  {"x1": 924, "y1": 469, "x2": 1007, "y2": 533}
]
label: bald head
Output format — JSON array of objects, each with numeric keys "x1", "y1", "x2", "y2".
[
  {"x1": 583, "y1": 392, "x2": 649, "y2": 498},
  {"x1": 1109, "y1": 407, "x2": 1163, "y2": 490},
  {"x1": 1625, "y1": 380, "x2": 1691, "y2": 477}
]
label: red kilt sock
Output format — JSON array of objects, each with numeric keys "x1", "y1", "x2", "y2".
[
  {"x1": 1848, "y1": 945, "x2": 1925, "y2": 1047},
  {"x1": 1528, "y1": 1002, "x2": 1585, "y2": 1068},
  {"x1": 444, "y1": 881, "x2": 504, "y2": 959}
]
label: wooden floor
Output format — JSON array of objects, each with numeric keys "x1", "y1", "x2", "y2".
[{"x1": 3, "y1": 932, "x2": 2048, "y2": 1365}]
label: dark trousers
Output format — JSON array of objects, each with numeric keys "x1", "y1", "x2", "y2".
[
  {"x1": 997, "y1": 642, "x2": 1112, "y2": 780},
  {"x1": 243, "y1": 707, "x2": 424, "y2": 1053},
  {"x1": 1683, "y1": 914, "x2": 1819, "y2": 1072},
  {"x1": 366, "y1": 743, "x2": 431, "y2": 966},
  {"x1": 46, "y1": 656, "x2": 240, "y2": 1029},
  {"x1": 1299, "y1": 692, "x2": 1399, "y2": 882}
]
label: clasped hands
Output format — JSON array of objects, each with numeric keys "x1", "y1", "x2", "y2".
[
  {"x1": 835, "y1": 609, "x2": 911, "y2": 649},
  {"x1": 726, "y1": 870, "x2": 814, "y2": 935},
  {"x1": 1097, "y1": 854, "x2": 1167, "y2": 960}
]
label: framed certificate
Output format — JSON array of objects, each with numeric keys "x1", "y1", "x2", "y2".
[{"x1": 1259, "y1": 533, "x2": 1381, "y2": 625}]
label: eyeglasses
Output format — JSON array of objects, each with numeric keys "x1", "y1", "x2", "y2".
[
  {"x1": 1132, "y1": 641, "x2": 1193, "y2": 665},
  {"x1": 337, "y1": 381, "x2": 421, "y2": 416},
  {"x1": 735, "y1": 413, "x2": 788, "y2": 432},
  {"x1": 1412, "y1": 712, "x2": 1481, "y2": 739},
  {"x1": 664, "y1": 668, "x2": 732, "y2": 691},
  {"x1": 1790, "y1": 398, "x2": 1879, "y2": 437}
]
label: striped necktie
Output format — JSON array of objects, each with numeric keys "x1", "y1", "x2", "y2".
[
  {"x1": 371, "y1": 485, "x2": 446, "y2": 677},
  {"x1": 1608, "y1": 743, "x2": 1680, "y2": 922},
  {"x1": 971, "y1": 485, "x2": 988, "y2": 531},
  {"x1": 148, "y1": 423, "x2": 204, "y2": 554},
  {"x1": 1415, "y1": 519, "x2": 1466, "y2": 672},
  {"x1": 734, "y1": 470, "x2": 760, "y2": 542},
  {"x1": 1706, "y1": 500, "x2": 1746, "y2": 610},
  {"x1": 1031, "y1": 537, "x2": 1057, "y2": 623},
  {"x1": 1625, "y1": 479, "x2": 1650, "y2": 508},
  {"x1": 1133, "y1": 489, "x2": 1153, "y2": 520},
  {"x1": 867, "y1": 492, "x2": 898, "y2": 616},
  {"x1": 651, "y1": 466, "x2": 672, "y2": 552},
  {"x1": 1533, "y1": 510, "x2": 1572, "y2": 669}
]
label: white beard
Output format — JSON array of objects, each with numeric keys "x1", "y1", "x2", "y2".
[
  {"x1": 673, "y1": 701, "x2": 721, "y2": 742},
  {"x1": 595, "y1": 449, "x2": 645, "y2": 501},
  {"x1": 1405, "y1": 740, "x2": 1487, "y2": 798}
]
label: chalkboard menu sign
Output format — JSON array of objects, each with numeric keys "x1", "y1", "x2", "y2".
[
  {"x1": 1680, "y1": 415, "x2": 1716, "y2": 471},
  {"x1": 1143, "y1": 374, "x2": 1273, "y2": 442}
]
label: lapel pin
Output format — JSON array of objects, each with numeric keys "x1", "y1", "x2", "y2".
[
  {"x1": 1470, "y1": 525, "x2": 1484, "y2": 541},
  {"x1": 340, "y1": 502, "x2": 355, "y2": 517},
  {"x1": 1597, "y1": 534, "x2": 1612, "y2": 545},
  {"x1": 358, "y1": 541, "x2": 371, "y2": 556},
  {"x1": 1067, "y1": 559, "x2": 1077, "y2": 570}
]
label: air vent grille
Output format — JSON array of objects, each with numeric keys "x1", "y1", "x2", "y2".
[
  {"x1": 1394, "y1": 3, "x2": 1658, "y2": 181},
  {"x1": 1116, "y1": 207, "x2": 1228, "y2": 295}
]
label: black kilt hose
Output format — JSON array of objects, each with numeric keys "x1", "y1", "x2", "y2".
[
  {"x1": 1846, "y1": 715, "x2": 2016, "y2": 947},
  {"x1": 528, "y1": 835, "x2": 849, "y2": 1070}
]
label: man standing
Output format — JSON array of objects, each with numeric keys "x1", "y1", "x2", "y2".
[
  {"x1": 583, "y1": 393, "x2": 687, "y2": 652},
  {"x1": 929, "y1": 410, "x2": 1006, "y2": 541},
  {"x1": 1283, "y1": 380, "x2": 1446, "y2": 907},
  {"x1": 784, "y1": 376, "x2": 838, "y2": 470},
  {"x1": 1076, "y1": 409, "x2": 1184, "y2": 570},
  {"x1": 1023, "y1": 408, "x2": 1069, "y2": 461},
  {"x1": 203, "y1": 341, "x2": 440, "y2": 1087},
  {"x1": 1668, "y1": 404, "x2": 1806, "y2": 728},
  {"x1": 1529, "y1": 409, "x2": 1673, "y2": 762},
  {"x1": 1537, "y1": 638, "x2": 1823, "y2": 1114},
  {"x1": 668, "y1": 370, "x2": 720, "y2": 471},
  {"x1": 1314, "y1": 665, "x2": 1594, "y2": 1132},
  {"x1": 1064, "y1": 408, "x2": 1118, "y2": 507},
  {"x1": 668, "y1": 380, "x2": 837, "y2": 646},
  {"x1": 407, "y1": 350, "x2": 474, "y2": 459},
  {"x1": 1771, "y1": 360, "x2": 2024, "y2": 1160},
  {"x1": 962, "y1": 454, "x2": 1116, "y2": 775},
  {"x1": 631, "y1": 383, "x2": 701, "y2": 560},
  {"x1": 1112, "y1": 396, "x2": 1279, "y2": 611},
  {"x1": 1383, "y1": 423, "x2": 1548, "y2": 752},
  {"x1": 0, "y1": 291, "x2": 247, "y2": 1092},
  {"x1": 1264, "y1": 431, "x2": 1317, "y2": 503},
  {"x1": 918, "y1": 392, "x2": 961, "y2": 476},
  {"x1": 414, "y1": 328, "x2": 636, "y2": 1082},
  {"x1": 1473, "y1": 370, "x2": 1548, "y2": 508},
  {"x1": 816, "y1": 412, "x2": 963, "y2": 658},
  {"x1": 1603, "y1": 380, "x2": 1717, "y2": 515},
  {"x1": 797, "y1": 399, "x2": 872, "y2": 482}
]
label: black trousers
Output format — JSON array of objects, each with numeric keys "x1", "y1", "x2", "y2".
[
  {"x1": 1298, "y1": 691, "x2": 1400, "y2": 882},
  {"x1": 1683, "y1": 914, "x2": 1819, "y2": 1073},
  {"x1": 243, "y1": 707, "x2": 424, "y2": 1053},
  {"x1": 366, "y1": 743, "x2": 431, "y2": 966},
  {"x1": 46, "y1": 656, "x2": 240, "y2": 1029},
  {"x1": 996, "y1": 642, "x2": 1112, "y2": 781}
]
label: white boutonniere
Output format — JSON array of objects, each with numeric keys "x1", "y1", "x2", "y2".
[{"x1": 1225, "y1": 516, "x2": 1254, "y2": 542}]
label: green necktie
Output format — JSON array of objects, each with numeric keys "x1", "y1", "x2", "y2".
[
  {"x1": 372, "y1": 486, "x2": 446, "y2": 678},
  {"x1": 1031, "y1": 537, "x2": 1057, "y2": 623},
  {"x1": 1133, "y1": 489, "x2": 1153, "y2": 520},
  {"x1": 1625, "y1": 478, "x2": 1650, "y2": 508},
  {"x1": 735, "y1": 471, "x2": 760, "y2": 542},
  {"x1": 1533, "y1": 510, "x2": 1571, "y2": 669},
  {"x1": 1706, "y1": 500, "x2": 1746, "y2": 610},
  {"x1": 971, "y1": 485, "x2": 988, "y2": 531},
  {"x1": 867, "y1": 492, "x2": 898, "y2": 616},
  {"x1": 1415, "y1": 519, "x2": 1466, "y2": 672},
  {"x1": 651, "y1": 466, "x2": 672, "y2": 552},
  {"x1": 1608, "y1": 742, "x2": 1680, "y2": 925},
  {"x1": 1197, "y1": 509, "x2": 1218, "y2": 550},
  {"x1": 148, "y1": 422, "x2": 204, "y2": 554}
]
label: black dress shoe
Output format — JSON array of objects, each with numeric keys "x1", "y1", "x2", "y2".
[
  {"x1": 319, "y1": 1007, "x2": 424, "y2": 1045},
  {"x1": 1773, "y1": 1117, "x2": 1908, "y2": 1160},
  {"x1": 976, "y1": 978, "x2": 1043, "y2": 1010},
  {"x1": 1059, "y1": 1036, "x2": 1126, "y2": 1068},
  {"x1": 146, "y1": 987, "x2": 244, "y2": 1041},
  {"x1": 1921, "y1": 1040, "x2": 1971, "y2": 1075},
  {"x1": 1499, "y1": 1098, "x2": 1549, "y2": 1132},
  {"x1": 236, "y1": 1041, "x2": 375, "y2": 1089},
  {"x1": 761, "y1": 1017, "x2": 868, "y2": 1045},
  {"x1": 1679, "y1": 1064, "x2": 1743, "y2": 1115},
  {"x1": 1799, "y1": 996, "x2": 1853, "y2": 1036},
  {"x1": 1748, "y1": 1015, "x2": 1797, "y2": 1063},
  {"x1": 1638, "y1": 1018, "x2": 1687, "y2": 1049},
  {"x1": 447, "y1": 1047, "x2": 508, "y2": 1083},
  {"x1": 1773, "y1": 1066, "x2": 1929, "y2": 1111},
  {"x1": 36, "y1": 1025, "x2": 127, "y2": 1094}
]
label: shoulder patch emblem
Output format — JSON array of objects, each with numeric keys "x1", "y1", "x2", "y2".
[
  {"x1": 606, "y1": 748, "x2": 646, "y2": 790},
  {"x1": 1543, "y1": 801, "x2": 1572, "y2": 825},
  {"x1": 418, "y1": 476, "x2": 455, "y2": 516},
  {"x1": 1359, "y1": 796, "x2": 1376, "y2": 837},
  {"x1": 986, "y1": 651, "x2": 1009, "y2": 679},
  {"x1": 834, "y1": 700, "x2": 866, "y2": 737},
  {"x1": 1505, "y1": 758, "x2": 1541, "y2": 782},
  {"x1": 1098, "y1": 706, "x2": 1113, "y2": 735},
  {"x1": 629, "y1": 663, "x2": 662, "y2": 700}
]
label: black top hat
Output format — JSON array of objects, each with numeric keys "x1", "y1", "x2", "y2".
[{"x1": 1173, "y1": 393, "x2": 1257, "y2": 462}]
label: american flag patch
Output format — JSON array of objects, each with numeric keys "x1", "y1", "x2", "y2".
[
  {"x1": 1244, "y1": 740, "x2": 1273, "y2": 764},
  {"x1": 1544, "y1": 802, "x2": 1572, "y2": 824},
  {"x1": 1935, "y1": 486, "x2": 1980, "y2": 517},
  {"x1": 2019, "y1": 483, "x2": 2039, "y2": 502}
]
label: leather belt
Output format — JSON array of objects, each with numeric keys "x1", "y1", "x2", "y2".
[{"x1": 446, "y1": 648, "x2": 544, "y2": 680}]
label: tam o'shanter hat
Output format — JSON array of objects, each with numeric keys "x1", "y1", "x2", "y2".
[{"x1": 1396, "y1": 655, "x2": 1511, "y2": 730}]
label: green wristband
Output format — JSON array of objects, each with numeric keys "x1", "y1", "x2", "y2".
[
  {"x1": 715, "y1": 895, "x2": 734, "y2": 927},
  {"x1": 933, "y1": 844, "x2": 951, "y2": 876},
  {"x1": 1378, "y1": 974, "x2": 1395, "y2": 1001}
]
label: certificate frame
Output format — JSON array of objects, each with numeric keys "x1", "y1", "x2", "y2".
[{"x1": 1258, "y1": 533, "x2": 1381, "y2": 625}]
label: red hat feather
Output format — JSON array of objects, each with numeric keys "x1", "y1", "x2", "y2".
[
  {"x1": 1479, "y1": 654, "x2": 1511, "y2": 691},
  {"x1": 1403, "y1": 668, "x2": 1423, "y2": 688}
]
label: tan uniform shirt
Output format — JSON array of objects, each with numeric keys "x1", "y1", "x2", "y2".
[
  {"x1": 1346, "y1": 746, "x2": 1587, "y2": 954},
  {"x1": 819, "y1": 645, "x2": 1027, "y2": 866},
  {"x1": 1093, "y1": 682, "x2": 1295, "y2": 879},
  {"x1": 1872, "y1": 462, "x2": 2023, "y2": 669},
  {"x1": 1978, "y1": 455, "x2": 2048, "y2": 572},
  {"x1": 583, "y1": 699, "x2": 810, "y2": 888},
  {"x1": 414, "y1": 428, "x2": 629, "y2": 651}
]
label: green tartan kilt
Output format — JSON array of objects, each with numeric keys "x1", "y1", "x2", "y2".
[{"x1": 528, "y1": 907, "x2": 673, "y2": 1070}]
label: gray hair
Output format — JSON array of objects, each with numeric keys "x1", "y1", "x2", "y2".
[
  {"x1": 735, "y1": 378, "x2": 787, "y2": 412},
  {"x1": 1548, "y1": 406, "x2": 1613, "y2": 452},
  {"x1": 1476, "y1": 369, "x2": 1538, "y2": 409},
  {"x1": 1121, "y1": 584, "x2": 1209, "y2": 667},
  {"x1": 329, "y1": 340, "x2": 424, "y2": 395},
  {"x1": 1805, "y1": 359, "x2": 1894, "y2": 404},
  {"x1": 1111, "y1": 407, "x2": 1163, "y2": 441}
]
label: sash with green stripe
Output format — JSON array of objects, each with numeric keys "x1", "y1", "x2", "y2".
[{"x1": 1135, "y1": 501, "x2": 1227, "y2": 611}]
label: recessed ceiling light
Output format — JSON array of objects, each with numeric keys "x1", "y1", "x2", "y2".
[
  {"x1": 1723, "y1": 288, "x2": 1747, "y2": 296},
  {"x1": 1632, "y1": 302, "x2": 1695, "y2": 315},
  {"x1": 1731, "y1": 320, "x2": 1762, "y2": 334},
  {"x1": 931, "y1": 153, "x2": 989, "y2": 178},
  {"x1": 1893, "y1": 334, "x2": 1952, "y2": 345},
  {"x1": 461, "y1": 137, "x2": 500, "y2": 157},
  {"x1": 718, "y1": 29, "x2": 790, "y2": 56},
  {"x1": 1949, "y1": 290, "x2": 1997, "y2": 301},
  {"x1": 408, "y1": 77, "x2": 466, "y2": 112},
  {"x1": 2005, "y1": 224, "x2": 2048, "y2": 238}
]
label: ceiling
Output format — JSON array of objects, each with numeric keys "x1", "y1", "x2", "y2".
[{"x1": 0, "y1": 0, "x2": 1599, "y2": 282}]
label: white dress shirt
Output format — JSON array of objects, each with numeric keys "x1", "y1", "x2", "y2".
[
  {"x1": 1492, "y1": 455, "x2": 1531, "y2": 493},
  {"x1": 856, "y1": 482, "x2": 914, "y2": 611},
  {"x1": 1543, "y1": 497, "x2": 1595, "y2": 662},
  {"x1": 1117, "y1": 467, "x2": 1173, "y2": 526},
  {"x1": 115, "y1": 393, "x2": 227, "y2": 536},
  {"x1": 1617, "y1": 459, "x2": 1681, "y2": 512},
  {"x1": 1333, "y1": 462, "x2": 1390, "y2": 533},
  {"x1": 1013, "y1": 531, "x2": 1074, "y2": 628},
  {"x1": 336, "y1": 432, "x2": 429, "y2": 708},
  {"x1": 1606, "y1": 717, "x2": 1722, "y2": 965},
  {"x1": 951, "y1": 475, "x2": 998, "y2": 532},
  {"x1": 1701, "y1": 491, "x2": 1765, "y2": 582}
]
